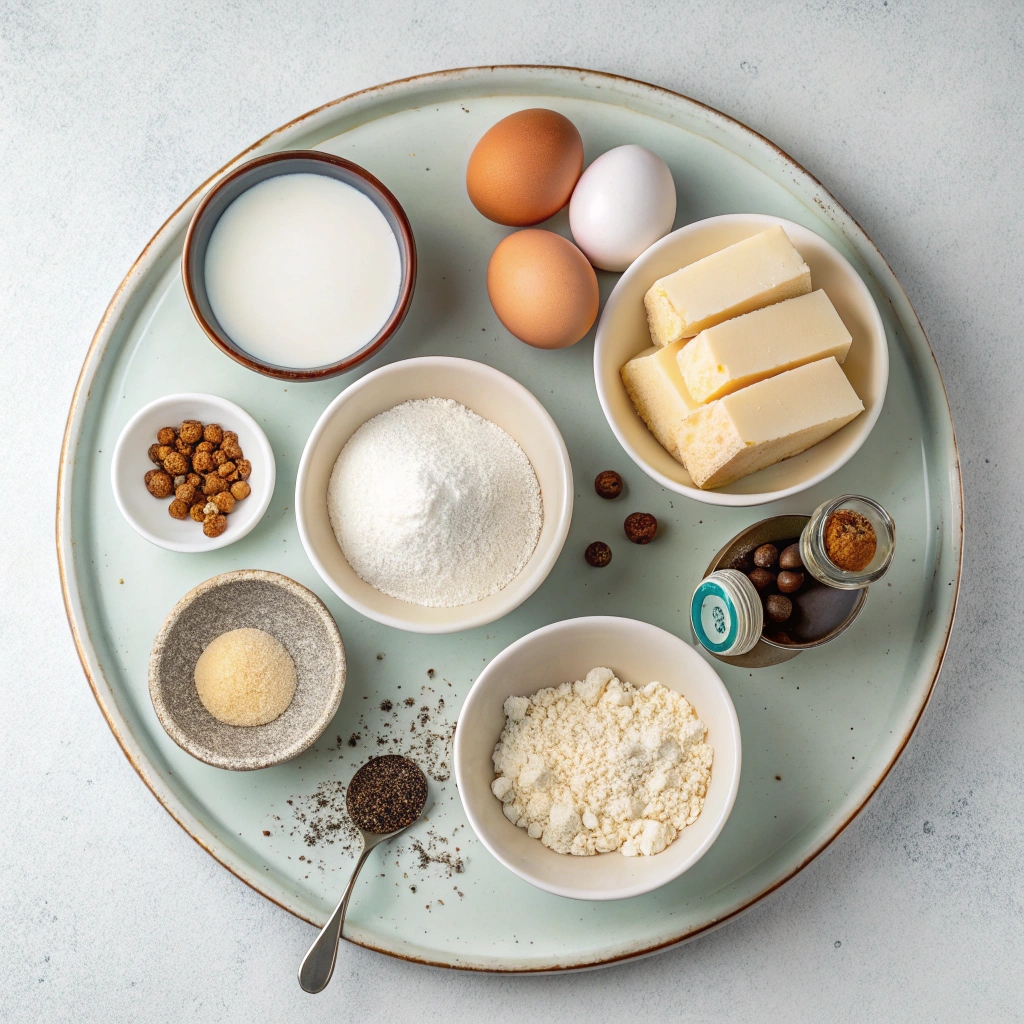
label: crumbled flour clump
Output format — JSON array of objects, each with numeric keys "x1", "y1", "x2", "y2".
[{"x1": 491, "y1": 668, "x2": 713, "y2": 856}]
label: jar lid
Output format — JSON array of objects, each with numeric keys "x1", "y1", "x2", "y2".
[{"x1": 691, "y1": 569, "x2": 763, "y2": 657}]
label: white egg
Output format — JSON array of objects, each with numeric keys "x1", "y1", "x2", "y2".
[{"x1": 568, "y1": 145, "x2": 677, "y2": 272}]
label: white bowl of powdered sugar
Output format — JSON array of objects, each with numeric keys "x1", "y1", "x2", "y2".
[
  {"x1": 295, "y1": 356, "x2": 573, "y2": 633},
  {"x1": 454, "y1": 616, "x2": 741, "y2": 900}
]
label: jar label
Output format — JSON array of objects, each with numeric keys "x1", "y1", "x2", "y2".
[{"x1": 691, "y1": 580, "x2": 738, "y2": 654}]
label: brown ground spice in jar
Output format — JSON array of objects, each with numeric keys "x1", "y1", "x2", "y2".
[
  {"x1": 346, "y1": 755, "x2": 427, "y2": 834},
  {"x1": 824, "y1": 509, "x2": 877, "y2": 572}
]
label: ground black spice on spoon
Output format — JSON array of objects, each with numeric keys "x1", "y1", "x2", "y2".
[{"x1": 346, "y1": 755, "x2": 428, "y2": 834}]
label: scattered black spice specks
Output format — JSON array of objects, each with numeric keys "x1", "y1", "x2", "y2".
[
  {"x1": 404, "y1": 829, "x2": 466, "y2": 877},
  {"x1": 380, "y1": 699, "x2": 393, "y2": 712},
  {"x1": 289, "y1": 781, "x2": 359, "y2": 850}
]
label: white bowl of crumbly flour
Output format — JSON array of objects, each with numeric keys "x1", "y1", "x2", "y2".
[
  {"x1": 454, "y1": 616, "x2": 742, "y2": 900},
  {"x1": 296, "y1": 356, "x2": 573, "y2": 633}
]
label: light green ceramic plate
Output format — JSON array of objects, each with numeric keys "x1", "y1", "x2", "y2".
[{"x1": 57, "y1": 66, "x2": 962, "y2": 972}]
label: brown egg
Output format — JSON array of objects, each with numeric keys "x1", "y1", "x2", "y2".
[
  {"x1": 487, "y1": 229, "x2": 599, "y2": 349},
  {"x1": 466, "y1": 109, "x2": 584, "y2": 226}
]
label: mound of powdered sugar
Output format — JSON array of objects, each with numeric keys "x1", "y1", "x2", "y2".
[{"x1": 328, "y1": 398, "x2": 542, "y2": 607}]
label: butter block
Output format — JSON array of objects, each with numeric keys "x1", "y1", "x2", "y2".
[
  {"x1": 643, "y1": 226, "x2": 812, "y2": 346},
  {"x1": 620, "y1": 342, "x2": 698, "y2": 459},
  {"x1": 677, "y1": 289, "x2": 853, "y2": 404},
  {"x1": 677, "y1": 357, "x2": 864, "y2": 489}
]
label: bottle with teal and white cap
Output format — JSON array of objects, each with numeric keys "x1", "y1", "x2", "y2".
[{"x1": 690, "y1": 569, "x2": 763, "y2": 657}]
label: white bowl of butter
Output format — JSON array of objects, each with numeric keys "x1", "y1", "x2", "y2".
[{"x1": 594, "y1": 214, "x2": 889, "y2": 506}]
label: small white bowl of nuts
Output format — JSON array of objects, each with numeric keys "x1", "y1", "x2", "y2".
[{"x1": 111, "y1": 393, "x2": 275, "y2": 552}]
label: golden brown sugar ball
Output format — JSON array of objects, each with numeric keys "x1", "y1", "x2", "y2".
[
  {"x1": 179, "y1": 420, "x2": 203, "y2": 444},
  {"x1": 486, "y1": 229, "x2": 599, "y2": 349},
  {"x1": 145, "y1": 470, "x2": 173, "y2": 498},
  {"x1": 466, "y1": 109, "x2": 584, "y2": 226},
  {"x1": 203, "y1": 473, "x2": 227, "y2": 496},
  {"x1": 203, "y1": 513, "x2": 228, "y2": 538},
  {"x1": 162, "y1": 451, "x2": 188, "y2": 476}
]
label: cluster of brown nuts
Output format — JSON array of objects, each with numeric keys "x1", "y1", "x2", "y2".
[
  {"x1": 143, "y1": 420, "x2": 252, "y2": 538},
  {"x1": 729, "y1": 539, "x2": 808, "y2": 644},
  {"x1": 585, "y1": 471, "x2": 658, "y2": 567}
]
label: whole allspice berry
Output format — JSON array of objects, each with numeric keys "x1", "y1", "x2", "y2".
[
  {"x1": 230, "y1": 480, "x2": 251, "y2": 501},
  {"x1": 156, "y1": 427, "x2": 177, "y2": 446},
  {"x1": 585, "y1": 541, "x2": 612, "y2": 567},
  {"x1": 753, "y1": 543, "x2": 778, "y2": 569},
  {"x1": 776, "y1": 570, "x2": 805, "y2": 594},
  {"x1": 624, "y1": 512, "x2": 657, "y2": 544},
  {"x1": 765, "y1": 593, "x2": 793, "y2": 623},
  {"x1": 594, "y1": 471, "x2": 623, "y2": 499},
  {"x1": 779, "y1": 543, "x2": 803, "y2": 570},
  {"x1": 748, "y1": 567, "x2": 776, "y2": 590},
  {"x1": 204, "y1": 423, "x2": 224, "y2": 445},
  {"x1": 168, "y1": 498, "x2": 189, "y2": 520}
]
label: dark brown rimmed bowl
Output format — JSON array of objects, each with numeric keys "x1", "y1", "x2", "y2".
[
  {"x1": 697, "y1": 514, "x2": 867, "y2": 669},
  {"x1": 182, "y1": 151, "x2": 417, "y2": 382}
]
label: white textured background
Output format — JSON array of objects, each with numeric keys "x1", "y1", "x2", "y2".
[{"x1": 1, "y1": 2, "x2": 1020, "y2": 1020}]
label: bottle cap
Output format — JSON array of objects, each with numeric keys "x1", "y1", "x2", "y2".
[{"x1": 690, "y1": 569, "x2": 763, "y2": 656}]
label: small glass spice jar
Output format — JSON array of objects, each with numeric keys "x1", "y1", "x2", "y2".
[{"x1": 800, "y1": 494, "x2": 895, "y2": 590}]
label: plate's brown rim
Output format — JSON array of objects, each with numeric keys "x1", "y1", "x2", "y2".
[
  {"x1": 181, "y1": 149, "x2": 418, "y2": 381},
  {"x1": 55, "y1": 64, "x2": 964, "y2": 974}
]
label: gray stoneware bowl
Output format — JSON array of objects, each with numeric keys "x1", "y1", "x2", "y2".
[{"x1": 149, "y1": 570, "x2": 346, "y2": 770}]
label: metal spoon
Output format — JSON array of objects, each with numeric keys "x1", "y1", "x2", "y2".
[{"x1": 298, "y1": 756, "x2": 428, "y2": 994}]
